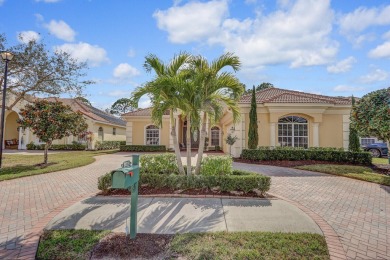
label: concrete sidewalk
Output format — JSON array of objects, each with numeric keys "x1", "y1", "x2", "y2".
[{"x1": 45, "y1": 196, "x2": 322, "y2": 234}]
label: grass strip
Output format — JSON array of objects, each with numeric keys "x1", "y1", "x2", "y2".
[
  {"x1": 0, "y1": 150, "x2": 118, "y2": 181},
  {"x1": 296, "y1": 164, "x2": 390, "y2": 186},
  {"x1": 37, "y1": 230, "x2": 329, "y2": 260}
]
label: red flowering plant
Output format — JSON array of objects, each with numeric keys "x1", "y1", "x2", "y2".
[{"x1": 17, "y1": 100, "x2": 88, "y2": 165}]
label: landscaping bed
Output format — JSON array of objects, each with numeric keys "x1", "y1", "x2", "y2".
[
  {"x1": 99, "y1": 186, "x2": 271, "y2": 198},
  {"x1": 37, "y1": 230, "x2": 329, "y2": 260}
]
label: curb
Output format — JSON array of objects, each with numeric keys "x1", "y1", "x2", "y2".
[{"x1": 268, "y1": 192, "x2": 347, "y2": 260}]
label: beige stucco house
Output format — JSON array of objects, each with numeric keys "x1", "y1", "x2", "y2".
[
  {"x1": 2, "y1": 94, "x2": 126, "y2": 150},
  {"x1": 122, "y1": 88, "x2": 352, "y2": 157}
]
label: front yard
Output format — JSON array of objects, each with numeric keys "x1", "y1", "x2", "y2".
[
  {"x1": 37, "y1": 230, "x2": 329, "y2": 260},
  {"x1": 296, "y1": 164, "x2": 390, "y2": 186},
  {"x1": 0, "y1": 150, "x2": 118, "y2": 181}
]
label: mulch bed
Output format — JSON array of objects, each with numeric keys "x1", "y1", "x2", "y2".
[
  {"x1": 91, "y1": 233, "x2": 174, "y2": 260},
  {"x1": 234, "y1": 158, "x2": 390, "y2": 175},
  {"x1": 99, "y1": 186, "x2": 268, "y2": 198}
]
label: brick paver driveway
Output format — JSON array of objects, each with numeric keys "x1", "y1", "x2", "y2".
[
  {"x1": 0, "y1": 152, "x2": 128, "y2": 259},
  {"x1": 234, "y1": 162, "x2": 390, "y2": 260}
]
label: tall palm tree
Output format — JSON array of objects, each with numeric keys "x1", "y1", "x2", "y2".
[
  {"x1": 131, "y1": 53, "x2": 191, "y2": 175},
  {"x1": 189, "y1": 53, "x2": 244, "y2": 175}
]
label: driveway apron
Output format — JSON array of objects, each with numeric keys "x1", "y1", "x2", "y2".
[{"x1": 234, "y1": 162, "x2": 390, "y2": 260}]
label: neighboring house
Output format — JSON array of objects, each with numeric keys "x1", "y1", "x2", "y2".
[
  {"x1": 2, "y1": 94, "x2": 126, "y2": 150},
  {"x1": 122, "y1": 87, "x2": 353, "y2": 157}
]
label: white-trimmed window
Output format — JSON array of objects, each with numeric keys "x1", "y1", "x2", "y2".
[
  {"x1": 211, "y1": 126, "x2": 220, "y2": 146},
  {"x1": 145, "y1": 125, "x2": 159, "y2": 145},
  {"x1": 360, "y1": 137, "x2": 383, "y2": 146},
  {"x1": 278, "y1": 116, "x2": 308, "y2": 148},
  {"x1": 98, "y1": 127, "x2": 104, "y2": 141}
]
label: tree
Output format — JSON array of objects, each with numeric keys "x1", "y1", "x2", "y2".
[
  {"x1": 18, "y1": 100, "x2": 88, "y2": 164},
  {"x1": 110, "y1": 98, "x2": 135, "y2": 115},
  {"x1": 244, "y1": 82, "x2": 274, "y2": 94},
  {"x1": 352, "y1": 88, "x2": 390, "y2": 161},
  {"x1": 248, "y1": 85, "x2": 259, "y2": 149},
  {"x1": 190, "y1": 53, "x2": 243, "y2": 175},
  {"x1": 131, "y1": 53, "x2": 191, "y2": 175},
  {"x1": 348, "y1": 96, "x2": 360, "y2": 152},
  {"x1": 0, "y1": 34, "x2": 92, "y2": 110},
  {"x1": 75, "y1": 96, "x2": 92, "y2": 106}
]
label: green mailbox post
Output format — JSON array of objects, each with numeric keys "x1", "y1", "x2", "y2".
[{"x1": 111, "y1": 154, "x2": 140, "y2": 239}]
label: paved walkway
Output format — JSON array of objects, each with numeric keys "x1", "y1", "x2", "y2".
[
  {"x1": 233, "y1": 162, "x2": 390, "y2": 260},
  {"x1": 45, "y1": 196, "x2": 322, "y2": 234}
]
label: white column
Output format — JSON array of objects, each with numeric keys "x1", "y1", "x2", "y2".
[
  {"x1": 312, "y1": 123, "x2": 319, "y2": 147},
  {"x1": 270, "y1": 123, "x2": 276, "y2": 147},
  {"x1": 232, "y1": 114, "x2": 246, "y2": 157},
  {"x1": 342, "y1": 115, "x2": 350, "y2": 150},
  {"x1": 126, "y1": 122, "x2": 133, "y2": 145}
]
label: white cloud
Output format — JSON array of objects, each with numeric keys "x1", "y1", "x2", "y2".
[
  {"x1": 127, "y1": 48, "x2": 136, "y2": 57},
  {"x1": 383, "y1": 30, "x2": 390, "y2": 40},
  {"x1": 113, "y1": 63, "x2": 140, "y2": 78},
  {"x1": 155, "y1": 0, "x2": 338, "y2": 68},
  {"x1": 339, "y1": 5, "x2": 390, "y2": 34},
  {"x1": 368, "y1": 41, "x2": 390, "y2": 59},
  {"x1": 153, "y1": 0, "x2": 229, "y2": 44},
  {"x1": 107, "y1": 90, "x2": 132, "y2": 97},
  {"x1": 44, "y1": 20, "x2": 76, "y2": 42},
  {"x1": 139, "y1": 98, "x2": 151, "y2": 108},
  {"x1": 55, "y1": 42, "x2": 109, "y2": 67},
  {"x1": 333, "y1": 85, "x2": 364, "y2": 92},
  {"x1": 359, "y1": 69, "x2": 388, "y2": 84},
  {"x1": 326, "y1": 56, "x2": 356, "y2": 73},
  {"x1": 17, "y1": 31, "x2": 41, "y2": 44}
]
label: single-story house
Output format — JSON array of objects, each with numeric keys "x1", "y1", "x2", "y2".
[
  {"x1": 122, "y1": 87, "x2": 353, "y2": 157},
  {"x1": 2, "y1": 94, "x2": 126, "y2": 150}
]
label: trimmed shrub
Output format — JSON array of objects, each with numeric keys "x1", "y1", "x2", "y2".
[
  {"x1": 201, "y1": 156, "x2": 233, "y2": 176},
  {"x1": 140, "y1": 153, "x2": 179, "y2": 174},
  {"x1": 241, "y1": 147, "x2": 372, "y2": 165},
  {"x1": 139, "y1": 173, "x2": 271, "y2": 194},
  {"x1": 98, "y1": 172, "x2": 112, "y2": 193},
  {"x1": 26, "y1": 142, "x2": 86, "y2": 150},
  {"x1": 120, "y1": 145, "x2": 166, "y2": 152},
  {"x1": 95, "y1": 141, "x2": 125, "y2": 150}
]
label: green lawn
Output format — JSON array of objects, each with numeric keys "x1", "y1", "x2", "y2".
[
  {"x1": 0, "y1": 150, "x2": 118, "y2": 181},
  {"x1": 37, "y1": 230, "x2": 109, "y2": 260},
  {"x1": 296, "y1": 164, "x2": 390, "y2": 186},
  {"x1": 373, "y1": 157, "x2": 389, "y2": 165},
  {"x1": 37, "y1": 230, "x2": 329, "y2": 260}
]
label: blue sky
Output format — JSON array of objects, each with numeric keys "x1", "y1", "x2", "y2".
[{"x1": 1, "y1": 0, "x2": 390, "y2": 110}]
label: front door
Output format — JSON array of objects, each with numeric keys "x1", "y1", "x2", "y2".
[{"x1": 182, "y1": 121, "x2": 200, "y2": 148}]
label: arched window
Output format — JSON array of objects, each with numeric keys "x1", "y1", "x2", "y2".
[
  {"x1": 210, "y1": 126, "x2": 220, "y2": 146},
  {"x1": 98, "y1": 127, "x2": 104, "y2": 141},
  {"x1": 278, "y1": 116, "x2": 308, "y2": 148},
  {"x1": 145, "y1": 125, "x2": 159, "y2": 145}
]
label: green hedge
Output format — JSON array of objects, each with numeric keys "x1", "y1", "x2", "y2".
[
  {"x1": 201, "y1": 156, "x2": 233, "y2": 176},
  {"x1": 120, "y1": 145, "x2": 166, "y2": 152},
  {"x1": 140, "y1": 153, "x2": 179, "y2": 174},
  {"x1": 26, "y1": 142, "x2": 86, "y2": 151},
  {"x1": 95, "y1": 141, "x2": 125, "y2": 150},
  {"x1": 97, "y1": 170, "x2": 271, "y2": 195},
  {"x1": 241, "y1": 147, "x2": 372, "y2": 165}
]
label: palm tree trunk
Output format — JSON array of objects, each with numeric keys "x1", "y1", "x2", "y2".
[
  {"x1": 186, "y1": 116, "x2": 192, "y2": 176},
  {"x1": 170, "y1": 110, "x2": 185, "y2": 175},
  {"x1": 194, "y1": 113, "x2": 207, "y2": 175}
]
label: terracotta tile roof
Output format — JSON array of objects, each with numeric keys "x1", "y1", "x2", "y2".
[
  {"x1": 122, "y1": 107, "x2": 170, "y2": 117},
  {"x1": 44, "y1": 97, "x2": 126, "y2": 126},
  {"x1": 239, "y1": 87, "x2": 352, "y2": 105}
]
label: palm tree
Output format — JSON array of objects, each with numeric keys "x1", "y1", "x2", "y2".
[
  {"x1": 189, "y1": 53, "x2": 244, "y2": 175},
  {"x1": 131, "y1": 53, "x2": 191, "y2": 175}
]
